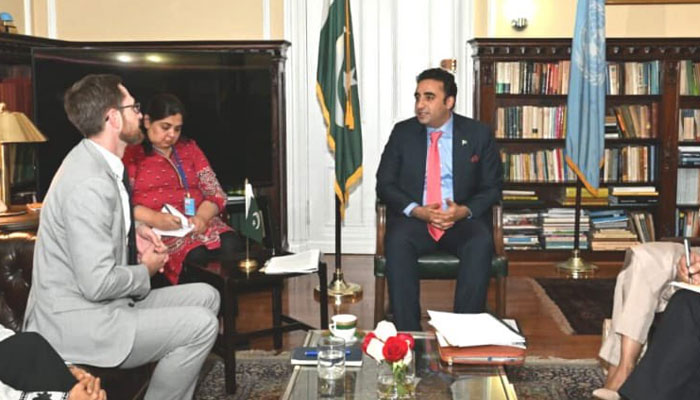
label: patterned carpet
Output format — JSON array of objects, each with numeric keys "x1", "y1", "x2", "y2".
[
  {"x1": 506, "y1": 358, "x2": 605, "y2": 400},
  {"x1": 532, "y1": 278, "x2": 615, "y2": 335},
  {"x1": 195, "y1": 351, "x2": 292, "y2": 400},
  {"x1": 195, "y1": 352, "x2": 605, "y2": 399}
]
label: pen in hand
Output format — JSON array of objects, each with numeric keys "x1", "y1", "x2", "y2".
[{"x1": 685, "y1": 238, "x2": 695, "y2": 283}]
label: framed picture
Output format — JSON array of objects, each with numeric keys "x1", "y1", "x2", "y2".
[{"x1": 607, "y1": 0, "x2": 700, "y2": 4}]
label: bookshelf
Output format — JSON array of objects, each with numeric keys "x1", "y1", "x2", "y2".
[
  {"x1": 470, "y1": 38, "x2": 700, "y2": 263},
  {"x1": 676, "y1": 60, "x2": 700, "y2": 236}
]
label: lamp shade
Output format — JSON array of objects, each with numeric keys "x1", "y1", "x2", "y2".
[{"x1": 0, "y1": 103, "x2": 47, "y2": 143}]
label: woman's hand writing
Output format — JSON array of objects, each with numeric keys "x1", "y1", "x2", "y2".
[
  {"x1": 678, "y1": 250, "x2": 700, "y2": 285},
  {"x1": 154, "y1": 212, "x2": 182, "y2": 230}
]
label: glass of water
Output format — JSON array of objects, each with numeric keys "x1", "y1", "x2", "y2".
[{"x1": 317, "y1": 335, "x2": 346, "y2": 380}]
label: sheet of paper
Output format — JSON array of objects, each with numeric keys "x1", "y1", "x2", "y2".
[
  {"x1": 152, "y1": 204, "x2": 194, "y2": 238},
  {"x1": 262, "y1": 249, "x2": 320, "y2": 274},
  {"x1": 428, "y1": 310, "x2": 526, "y2": 348},
  {"x1": 670, "y1": 281, "x2": 700, "y2": 295}
]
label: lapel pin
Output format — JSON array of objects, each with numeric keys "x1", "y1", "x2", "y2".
[{"x1": 461, "y1": 139, "x2": 468, "y2": 146}]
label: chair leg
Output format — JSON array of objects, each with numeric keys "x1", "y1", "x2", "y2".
[
  {"x1": 495, "y1": 276, "x2": 506, "y2": 317},
  {"x1": 374, "y1": 277, "x2": 386, "y2": 326}
]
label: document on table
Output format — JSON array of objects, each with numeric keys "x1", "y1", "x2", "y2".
[
  {"x1": 670, "y1": 281, "x2": 700, "y2": 294},
  {"x1": 152, "y1": 204, "x2": 194, "y2": 238},
  {"x1": 262, "y1": 249, "x2": 320, "y2": 274},
  {"x1": 428, "y1": 310, "x2": 526, "y2": 348}
]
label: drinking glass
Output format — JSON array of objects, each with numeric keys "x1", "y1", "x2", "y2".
[{"x1": 317, "y1": 335, "x2": 346, "y2": 380}]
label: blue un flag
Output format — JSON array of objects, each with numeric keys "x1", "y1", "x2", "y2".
[{"x1": 565, "y1": 0, "x2": 606, "y2": 195}]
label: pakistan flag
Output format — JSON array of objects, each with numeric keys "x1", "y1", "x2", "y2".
[
  {"x1": 316, "y1": 0, "x2": 363, "y2": 218},
  {"x1": 241, "y1": 181, "x2": 263, "y2": 244}
]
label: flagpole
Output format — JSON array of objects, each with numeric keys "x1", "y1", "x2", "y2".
[
  {"x1": 315, "y1": 196, "x2": 363, "y2": 304},
  {"x1": 556, "y1": 177, "x2": 598, "y2": 277}
]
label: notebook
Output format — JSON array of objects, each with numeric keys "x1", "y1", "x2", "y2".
[{"x1": 290, "y1": 346, "x2": 363, "y2": 367}]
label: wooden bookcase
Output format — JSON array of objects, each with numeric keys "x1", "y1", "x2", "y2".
[{"x1": 469, "y1": 38, "x2": 700, "y2": 263}]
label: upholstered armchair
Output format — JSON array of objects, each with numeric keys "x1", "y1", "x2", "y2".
[
  {"x1": 373, "y1": 203, "x2": 509, "y2": 325},
  {"x1": 0, "y1": 232, "x2": 153, "y2": 400}
]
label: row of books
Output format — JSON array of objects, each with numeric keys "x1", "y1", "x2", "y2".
[
  {"x1": 606, "y1": 61, "x2": 661, "y2": 95},
  {"x1": 495, "y1": 61, "x2": 571, "y2": 95},
  {"x1": 677, "y1": 209, "x2": 700, "y2": 237},
  {"x1": 677, "y1": 168, "x2": 700, "y2": 205},
  {"x1": 500, "y1": 148, "x2": 576, "y2": 183},
  {"x1": 504, "y1": 209, "x2": 655, "y2": 251},
  {"x1": 602, "y1": 145, "x2": 657, "y2": 183},
  {"x1": 610, "y1": 104, "x2": 658, "y2": 139},
  {"x1": 679, "y1": 146, "x2": 700, "y2": 167},
  {"x1": 590, "y1": 209, "x2": 639, "y2": 251},
  {"x1": 494, "y1": 106, "x2": 567, "y2": 139},
  {"x1": 678, "y1": 109, "x2": 700, "y2": 141},
  {"x1": 542, "y1": 208, "x2": 589, "y2": 250},
  {"x1": 679, "y1": 60, "x2": 700, "y2": 96}
]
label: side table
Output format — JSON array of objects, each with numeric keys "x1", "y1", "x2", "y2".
[
  {"x1": 0, "y1": 206, "x2": 39, "y2": 233},
  {"x1": 186, "y1": 252, "x2": 329, "y2": 394}
]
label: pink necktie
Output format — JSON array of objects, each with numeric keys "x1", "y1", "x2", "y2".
[{"x1": 426, "y1": 130, "x2": 444, "y2": 241}]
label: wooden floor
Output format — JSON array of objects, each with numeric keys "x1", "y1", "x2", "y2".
[{"x1": 236, "y1": 255, "x2": 621, "y2": 360}]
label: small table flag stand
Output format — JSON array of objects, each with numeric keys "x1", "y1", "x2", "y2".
[
  {"x1": 238, "y1": 178, "x2": 262, "y2": 272},
  {"x1": 238, "y1": 236, "x2": 258, "y2": 272}
]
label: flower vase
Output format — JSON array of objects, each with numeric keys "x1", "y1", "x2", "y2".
[{"x1": 376, "y1": 351, "x2": 415, "y2": 399}]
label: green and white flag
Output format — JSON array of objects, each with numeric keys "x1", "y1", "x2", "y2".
[
  {"x1": 316, "y1": 0, "x2": 363, "y2": 218},
  {"x1": 241, "y1": 180, "x2": 263, "y2": 244}
]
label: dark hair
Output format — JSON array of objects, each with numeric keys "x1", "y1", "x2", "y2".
[
  {"x1": 416, "y1": 68, "x2": 457, "y2": 107},
  {"x1": 63, "y1": 74, "x2": 123, "y2": 138},
  {"x1": 141, "y1": 93, "x2": 188, "y2": 154}
]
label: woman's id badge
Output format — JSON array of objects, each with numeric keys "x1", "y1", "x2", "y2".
[{"x1": 184, "y1": 197, "x2": 196, "y2": 216}]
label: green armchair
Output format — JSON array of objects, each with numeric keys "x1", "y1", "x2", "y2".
[{"x1": 373, "y1": 203, "x2": 509, "y2": 325}]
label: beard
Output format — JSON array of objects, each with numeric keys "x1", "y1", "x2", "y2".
[{"x1": 119, "y1": 125, "x2": 143, "y2": 145}]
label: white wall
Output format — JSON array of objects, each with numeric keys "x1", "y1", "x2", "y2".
[{"x1": 286, "y1": 0, "x2": 473, "y2": 254}]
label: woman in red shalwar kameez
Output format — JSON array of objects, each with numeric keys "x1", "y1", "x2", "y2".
[{"x1": 123, "y1": 93, "x2": 243, "y2": 286}]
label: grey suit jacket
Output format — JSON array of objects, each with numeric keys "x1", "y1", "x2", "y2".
[{"x1": 23, "y1": 139, "x2": 151, "y2": 367}]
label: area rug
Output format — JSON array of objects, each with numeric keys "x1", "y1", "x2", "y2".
[
  {"x1": 531, "y1": 277, "x2": 615, "y2": 335},
  {"x1": 195, "y1": 350, "x2": 292, "y2": 400},
  {"x1": 505, "y1": 357, "x2": 605, "y2": 400},
  {"x1": 195, "y1": 352, "x2": 606, "y2": 399}
]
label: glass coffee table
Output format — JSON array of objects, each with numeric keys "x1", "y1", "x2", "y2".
[{"x1": 282, "y1": 330, "x2": 518, "y2": 399}]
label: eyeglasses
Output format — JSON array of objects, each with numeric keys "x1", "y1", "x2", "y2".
[{"x1": 117, "y1": 102, "x2": 141, "y2": 113}]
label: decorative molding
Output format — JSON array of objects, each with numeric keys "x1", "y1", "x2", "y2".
[{"x1": 469, "y1": 38, "x2": 700, "y2": 60}]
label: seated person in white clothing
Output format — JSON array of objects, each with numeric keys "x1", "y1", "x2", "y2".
[{"x1": 594, "y1": 242, "x2": 696, "y2": 400}]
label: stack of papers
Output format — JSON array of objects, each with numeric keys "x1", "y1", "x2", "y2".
[
  {"x1": 428, "y1": 310, "x2": 526, "y2": 349},
  {"x1": 262, "y1": 249, "x2": 320, "y2": 274},
  {"x1": 152, "y1": 204, "x2": 194, "y2": 238}
]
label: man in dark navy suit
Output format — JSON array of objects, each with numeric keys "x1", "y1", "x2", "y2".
[{"x1": 376, "y1": 68, "x2": 503, "y2": 331}]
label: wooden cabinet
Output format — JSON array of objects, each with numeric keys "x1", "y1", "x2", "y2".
[
  {"x1": 469, "y1": 38, "x2": 700, "y2": 263},
  {"x1": 0, "y1": 33, "x2": 290, "y2": 251}
]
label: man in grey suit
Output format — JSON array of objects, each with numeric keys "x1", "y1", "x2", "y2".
[{"x1": 23, "y1": 74, "x2": 220, "y2": 400}]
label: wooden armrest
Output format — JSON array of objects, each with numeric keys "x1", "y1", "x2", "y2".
[
  {"x1": 492, "y1": 204, "x2": 505, "y2": 257},
  {"x1": 376, "y1": 203, "x2": 386, "y2": 257}
]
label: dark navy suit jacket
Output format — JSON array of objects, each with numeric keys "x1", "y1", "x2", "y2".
[{"x1": 376, "y1": 113, "x2": 503, "y2": 222}]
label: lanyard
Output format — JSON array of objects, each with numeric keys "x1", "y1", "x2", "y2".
[{"x1": 159, "y1": 147, "x2": 190, "y2": 196}]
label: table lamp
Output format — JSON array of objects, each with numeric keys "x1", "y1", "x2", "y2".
[{"x1": 0, "y1": 103, "x2": 47, "y2": 214}]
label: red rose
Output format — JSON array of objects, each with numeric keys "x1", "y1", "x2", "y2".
[
  {"x1": 362, "y1": 332, "x2": 376, "y2": 353},
  {"x1": 396, "y1": 333, "x2": 415, "y2": 350},
  {"x1": 382, "y1": 336, "x2": 408, "y2": 362}
]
